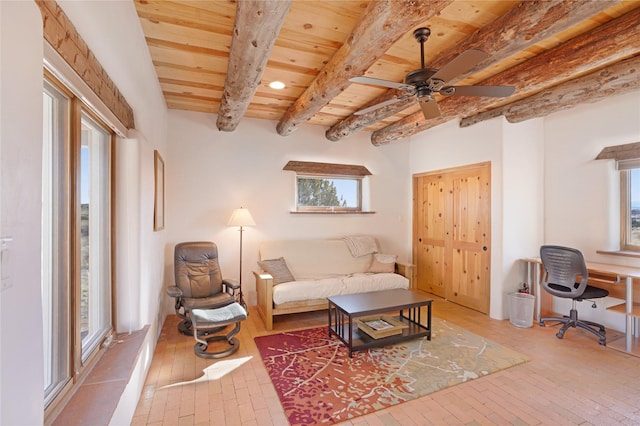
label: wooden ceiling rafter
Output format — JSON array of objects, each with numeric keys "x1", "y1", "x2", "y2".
[
  {"x1": 325, "y1": 0, "x2": 622, "y2": 142},
  {"x1": 275, "y1": 0, "x2": 454, "y2": 137},
  {"x1": 371, "y1": 6, "x2": 640, "y2": 145},
  {"x1": 216, "y1": 0, "x2": 292, "y2": 131},
  {"x1": 132, "y1": 1, "x2": 640, "y2": 141},
  {"x1": 460, "y1": 54, "x2": 640, "y2": 127}
]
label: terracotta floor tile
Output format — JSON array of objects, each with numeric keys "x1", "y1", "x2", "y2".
[{"x1": 131, "y1": 297, "x2": 640, "y2": 425}]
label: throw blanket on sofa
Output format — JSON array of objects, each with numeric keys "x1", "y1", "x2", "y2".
[{"x1": 342, "y1": 235, "x2": 378, "y2": 257}]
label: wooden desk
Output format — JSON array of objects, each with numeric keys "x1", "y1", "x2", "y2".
[{"x1": 522, "y1": 257, "x2": 640, "y2": 353}]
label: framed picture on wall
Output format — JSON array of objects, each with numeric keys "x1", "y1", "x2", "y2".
[{"x1": 154, "y1": 150, "x2": 165, "y2": 231}]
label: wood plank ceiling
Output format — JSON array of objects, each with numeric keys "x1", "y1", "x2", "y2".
[{"x1": 134, "y1": 0, "x2": 640, "y2": 145}]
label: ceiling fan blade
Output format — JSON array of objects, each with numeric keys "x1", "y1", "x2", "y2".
[
  {"x1": 445, "y1": 85, "x2": 515, "y2": 97},
  {"x1": 419, "y1": 98, "x2": 441, "y2": 119},
  {"x1": 354, "y1": 97, "x2": 408, "y2": 115},
  {"x1": 431, "y1": 49, "x2": 489, "y2": 83},
  {"x1": 349, "y1": 76, "x2": 413, "y2": 91}
]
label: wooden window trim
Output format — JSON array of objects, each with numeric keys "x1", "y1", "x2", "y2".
[
  {"x1": 43, "y1": 71, "x2": 117, "y2": 423},
  {"x1": 285, "y1": 161, "x2": 373, "y2": 214},
  {"x1": 37, "y1": 0, "x2": 134, "y2": 130},
  {"x1": 283, "y1": 161, "x2": 371, "y2": 177}
]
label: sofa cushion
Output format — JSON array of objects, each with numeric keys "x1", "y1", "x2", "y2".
[
  {"x1": 342, "y1": 272, "x2": 408, "y2": 295},
  {"x1": 257, "y1": 257, "x2": 295, "y2": 285},
  {"x1": 260, "y1": 239, "x2": 378, "y2": 280},
  {"x1": 272, "y1": 273, "x2": 409, "y2": 305},
  {"x1": 367, "y1": 253, "x2": 398, "y2": 273}
]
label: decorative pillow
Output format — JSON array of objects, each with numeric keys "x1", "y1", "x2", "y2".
[
  {"x1": 367, "y1": 253, "x2": 397, "y2": 273},
  {"x1": 258, "y1": 257, "x2": 295, "y2": 285}
]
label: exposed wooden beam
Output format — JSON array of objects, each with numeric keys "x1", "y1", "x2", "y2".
[
  {"x1": 216, "y1": 0, "x2": 291, "y2": 132},
  {"x1": 460, "y1": 54, "x2": 640, "y2": 127},
  {"x1": 37, "y1": 0, "x2": 135, "y2": 129},
  {"x1": 325, "y1": 0, "x2": 620, "y2": 142},
  {"x1": 371, "y1": 7, "x2": 640, "y2": 146},
  {"x1": 275, "y1": 0, "x2": 454, "y2": 137}
]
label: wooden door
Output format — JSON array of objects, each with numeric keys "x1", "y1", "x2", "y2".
[{"x1": 413, "y1": 162, "x2": 491, "y2": 313}]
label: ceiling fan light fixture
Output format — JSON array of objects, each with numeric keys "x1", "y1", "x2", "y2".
[
  {"x1": 351, "y1": 26, "x2": 514, "y2": 120},
  {"x1": 269, "y1": 81, "x2": 286, "y2": 90}
]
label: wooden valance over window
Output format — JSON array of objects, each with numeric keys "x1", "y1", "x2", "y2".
[
  {"x1": 596, "y1": 141, "x2": 640, "y2": 162},
  {"x1": 37, "y1": 0, "x2": 135, "y2": 130},
  {"x1": 283, "y1": 161, "x2": 372, "y2": 177}
]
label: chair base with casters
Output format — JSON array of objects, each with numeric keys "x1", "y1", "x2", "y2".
[
  {"x1": 191, "y1": 303, "x2": 248, "y2": 358},
  {"x1": 539, "y1": 285, "x2": 608, "y2": 346}
]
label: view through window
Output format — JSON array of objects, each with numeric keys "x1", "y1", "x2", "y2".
[
  {"x1": 42, "y1": 74, "x2": 114, "y2": 411},
  {"x1": 629, "y1": 169, "x2": 640, "y2": 246},
  {"x1": 296, "y1": 176, "x2": 361, "y2": 212},
  {"x1": 620, "y1": 164, "x2": 640, "y2": 251}
]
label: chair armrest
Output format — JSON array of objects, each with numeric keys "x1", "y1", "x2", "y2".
[
  {"x1": 395, "y1": 262, "x2": 416, "y2": 289},
  {"x1": 222, "y1": 278, "x2": 240, "y2": 290},
  {"x1": 166, "y1": 286, "x2": 183, "y2": 298}
]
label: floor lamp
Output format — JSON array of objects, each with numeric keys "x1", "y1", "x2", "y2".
[{"x1": 227, "y1": 207, "x2": 255, "y2": 309}]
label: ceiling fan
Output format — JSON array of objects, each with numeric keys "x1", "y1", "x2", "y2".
[{"x1": 349, "y1": 27, "x2": 515, "y2": 119}]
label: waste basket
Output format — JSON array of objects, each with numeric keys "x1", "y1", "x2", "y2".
[{"x1": 508, "y1": 292, "x2": 535, "y2": 328}]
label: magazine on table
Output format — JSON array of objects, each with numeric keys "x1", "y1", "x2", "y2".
[{"x1": 363, "y1": 319, "x2": 394, "y2": 331}]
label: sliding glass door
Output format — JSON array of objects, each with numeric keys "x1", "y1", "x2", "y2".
[
  {"x1": 79, "y1": 113, "x2": 112, "y2": 361},
  {"x1": 42, "y1": 75, "x2": 114, "y2": 411}
]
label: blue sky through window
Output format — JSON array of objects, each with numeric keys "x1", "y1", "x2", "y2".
[{"x1": 331, "y1": 178, "x2": 357, "y2": 207}]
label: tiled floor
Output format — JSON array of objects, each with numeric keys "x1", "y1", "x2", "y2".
[{"x1": 132, "y1": 296, "x2": 640, "y2": 425}]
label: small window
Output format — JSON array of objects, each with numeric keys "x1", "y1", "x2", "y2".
[
  {"x1": 283, "y1": 161, "x2": 371, "y2": 213},
  {"x1": 296, "y1": 175, "x2": 362, "y2": 212},
  {"x1": 620, "y1": 163, "x2": 640, "y2": 251}
]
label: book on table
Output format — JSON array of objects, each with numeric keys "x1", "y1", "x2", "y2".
[{"x1": 363, "y1": 319, "x2": 394, "y2": 331}]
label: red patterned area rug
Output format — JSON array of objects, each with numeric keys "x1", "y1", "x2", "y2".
[{"x1": 254, "y1": 318, "x2": 529, "y2": 426}]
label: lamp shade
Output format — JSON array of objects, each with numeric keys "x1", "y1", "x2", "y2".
[{"x1": 227, "y1": 207, "x2": 256, "y2": 227}]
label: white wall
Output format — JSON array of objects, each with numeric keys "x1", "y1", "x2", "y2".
[
  {"x1": 409, "y1": 118, "x2": 526, "y2": 319},
  {"x1": 165, "y1": 110, "x2": 412, "y2": 307},
  {"x1": 0, "y1": 1, "x2": 168, "y2": 424},
  {"x1": 544, "y1": 91, "x2": 640, "y2": 257},
  {"x1": 1, "y1": 0, "x2": 638, "y2": 422},
  {"x1": 409, "y1": 90, "x2": 640, "y2": 326},
  {"x1": 0, "y1": 2, "x2": 45, "y2": 424},
  {"x1": 543, "y1": 91, "x2": 640, "y2": 329},
  {"x1": 501, "y1": 118, "x2": 545, "y2": 307},
  {"x1": 57, "y1": 0, "x2": 169, "y2": 336}
]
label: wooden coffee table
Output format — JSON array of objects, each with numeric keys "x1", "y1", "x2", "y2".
[{"x1": 328, "y1": 289, "x2": 432, "y2": 357}]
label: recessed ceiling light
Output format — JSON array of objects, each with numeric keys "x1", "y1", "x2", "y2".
[{"x1": 269, "y1": 81, "x2": 286, "y2": 90}]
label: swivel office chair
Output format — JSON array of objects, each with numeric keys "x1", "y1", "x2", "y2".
[
  {"x1": 539, "y1": 245, "x2": 608, "y2": 345},
  {"x1": 167, "y1": 241, "x2": 239, "y2": 335}
]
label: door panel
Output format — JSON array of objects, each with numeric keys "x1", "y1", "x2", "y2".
[
  {"x1": 415, "y1": 174, "x2": 447, "y2": 297},
  {"x1": 417, "y1": 243, "x2": 446, "y2": 296},
  {"x1": 414, "y1": 163, "x2": 491, "y2": 313}
]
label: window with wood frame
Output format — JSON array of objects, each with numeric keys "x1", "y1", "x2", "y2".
[
  {"x1": 619, "y1": 160, "x2": 640, "y2": 251},
  {"x1": 597, "y1": 142, "x2": 640, "y2": 253},
  {"x1": 42, "y1": 73, "x2": 115, "y2": 415},
  {"x1": 283, "y1": 161, "x2": 372, "y2": 213}
]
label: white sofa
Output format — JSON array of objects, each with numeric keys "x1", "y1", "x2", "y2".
[{"x1": 253, "y1": 237, "x2": 414, "y2": 330}]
